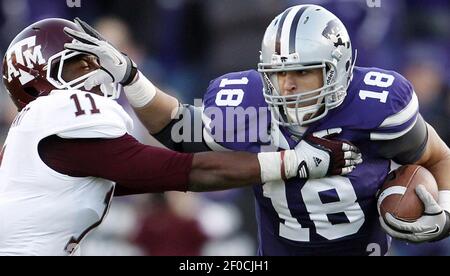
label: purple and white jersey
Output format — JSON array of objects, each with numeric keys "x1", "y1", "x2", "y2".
[{"x1": 202, "y1": 67, "x2": 419, "y2": 256}]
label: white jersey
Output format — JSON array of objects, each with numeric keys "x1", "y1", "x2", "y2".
[{"x1": 0, "y1": 90, "x2": 133, "y2": 256}]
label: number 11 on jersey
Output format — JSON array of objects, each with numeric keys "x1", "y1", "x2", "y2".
[{"x1": 70, "y1": 93, "x2": 101, "y2": 117}]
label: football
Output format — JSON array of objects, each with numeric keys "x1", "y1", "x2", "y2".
[{"x1": 377, "y1": 165, "x2": 438, "y2": 222}]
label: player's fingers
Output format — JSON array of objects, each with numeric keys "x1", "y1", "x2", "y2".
[
  {"x1": 384, "y1": 213, "x2": 412, "y2": 230},
  {"x1": 64, "y1": 27, "x2": 99, "y2": 46},
  {"x1": 379, "y1": 216, "x2": 412, "y2": 240},
  {"x1": 345, "y1": 159, "x2": 363, "y2": 166},
  {"x1": 64, "y1": 42, "x2": 101, "y2": 56},
  {"x1": 384, "y1": 213, "x2": 434, "y2": 233},
  {"x1": 84, "y1": 74, "x2": 102, "y2": 91},
  {"x1": 74, "y1": 17, "x2": 106, "y2": 41},
  {"x1": 344, "y1": 151, "x2": 361, "y2": 160},
  {"x1": 342, "y1": 141, "x2": 361, "y2": 153},
  {"x1": 65, "y1": 42, "x2": 116, "y2": 66},
  {"x1": 342, "y1": 143, "x2": 356, "y2": 152},
  {"x1": 340, "y1": 166, "x2": 356, "y2": 175},
  {"x1": 416, "y1": 185, "x2": 441, "y2": 213},
  {"x1": 84, "y1": 70, "x2": 114, "y2": 90}
]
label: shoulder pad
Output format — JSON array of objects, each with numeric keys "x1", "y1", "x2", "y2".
[
  {"x1": 202, "y1": 70, "x2": 271, "y2": 152},
  {"x1": 344, "y1": 67, "x2": 419, "y2": 140},
  {"x1": 32, "y1": 90, "x2": 133, "y2": 139}
]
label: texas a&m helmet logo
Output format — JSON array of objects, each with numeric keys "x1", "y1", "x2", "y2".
[{"x1": 4, "y1": 36, "x2": 46, "y2": 85}]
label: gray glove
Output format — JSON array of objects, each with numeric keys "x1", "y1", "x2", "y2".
[
  {"x1": 63, "y1": 18, "x2": 137, "y2": 90},
  {"x1": 380, "y1": 185, "x2": 450, "y2": 243}
]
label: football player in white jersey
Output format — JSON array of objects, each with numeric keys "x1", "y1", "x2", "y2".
[{"x1": 0, "y1": 19, "x2": 362, "y2": 256}]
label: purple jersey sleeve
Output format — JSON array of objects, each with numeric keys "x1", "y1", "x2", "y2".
[
  {"x1": 321, "y1": 67, "x2": 419, "y2": 141},
  {"x1": 360, "y1": 68, "x2": 418, "y2": 141},
  {"x1": 202, "y1": 70, "x2": 271, "y2": 153},
  {"x1": 358, "y1": 67, "x2": 418, "y2": 140}
]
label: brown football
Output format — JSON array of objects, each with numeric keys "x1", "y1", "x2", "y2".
[{"x1": 377, "y1": 165, "x2": 438, "y2": 222}]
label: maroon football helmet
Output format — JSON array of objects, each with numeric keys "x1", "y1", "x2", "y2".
[{"x1": 2, "y1": 18, "x2": 97, "y2": 111}]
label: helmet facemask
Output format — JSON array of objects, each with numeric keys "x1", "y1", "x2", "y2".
[
  {"x1": 46, "y1": 49, "x2": 121, "y2": 100},
  {"x1": 259, "y1": 56, "x2": 349, "y2": 128}
]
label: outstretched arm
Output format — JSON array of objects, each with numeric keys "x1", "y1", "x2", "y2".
[
  {"x1": 125, "y1": 73, "x2": 180, "y2": 135},
  {"x1": 39, "y1": 133, "x2": 361, "y2": 195},
  {"x1": 38, "y1": 134, "x2": 261, "y2": 194},
  {"x1": 189, "y1": 151, "x2": 260, "y2": 192}
]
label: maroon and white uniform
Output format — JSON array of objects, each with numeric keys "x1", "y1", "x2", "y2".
[{"x1": 0, "y1": 90, "x2": 193, "y2": 256}]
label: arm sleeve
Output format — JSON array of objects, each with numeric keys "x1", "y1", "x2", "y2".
[
  {"x1": 375, "y1": 114, "x2": 429, "y2": 164},
  {"x1": 153, "y1": 104, "x2": 212, "y2": 153},
  {"x1": 38, "y1": 134, "x2": 194, "y2": 194},
  {"x1": 363, "y1": 70, "x2": 428, "y2": 164}
]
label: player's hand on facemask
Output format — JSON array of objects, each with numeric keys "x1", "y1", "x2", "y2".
[{"x1": 63, "y1": 18, "x2": 138, "y2": 90}]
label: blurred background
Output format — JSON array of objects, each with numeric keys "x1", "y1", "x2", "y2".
[{"x1": 0, "y1": 0, "x2": 449, "y2": 256}]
